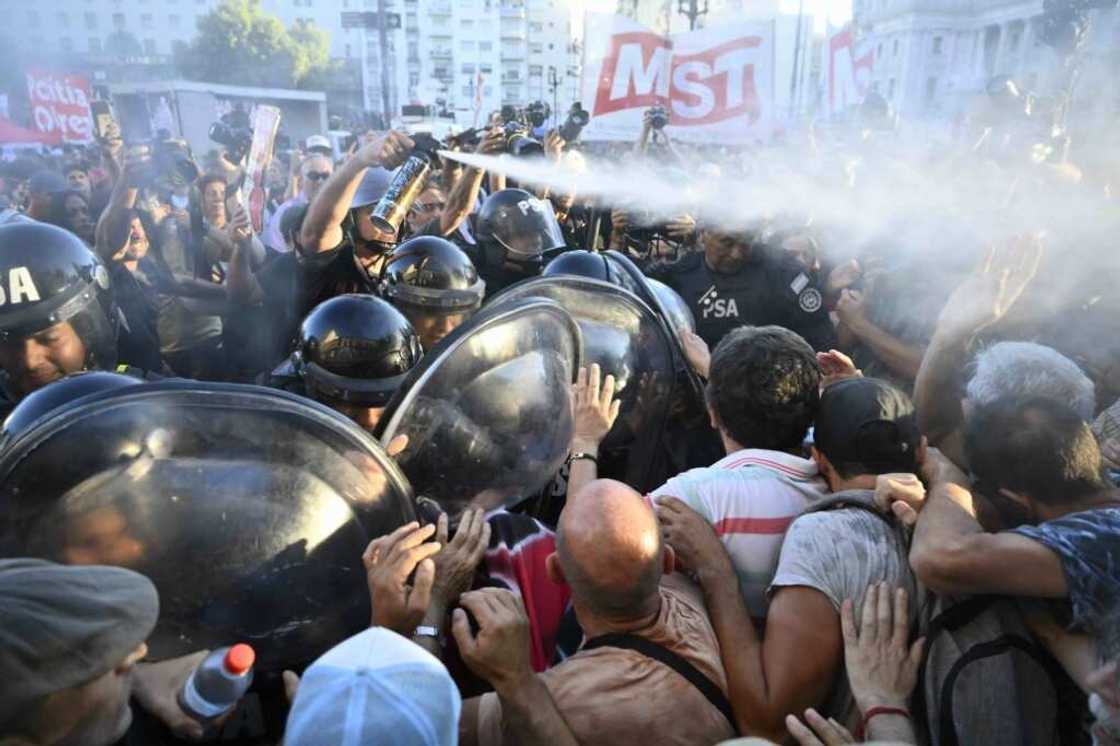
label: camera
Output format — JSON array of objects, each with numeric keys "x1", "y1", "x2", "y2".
[
  {"x1": 209, "y1": 118, "x2": 253, "y2": 164},
  {"x1": 502, "y1": 120, "x2": 544, "y2": 157},
  {"x1": 648, "y1": 105, "x2": 669, "y2": 130},
  {"x1": 525, "y1": 100, "x2": 551, "y2": 129},
  {"x1": 558, "y1": 103, "x2": 591, "y2": 143},
  {"x1": 129, "y1": 139, "x2": 200, "y2": 191}
]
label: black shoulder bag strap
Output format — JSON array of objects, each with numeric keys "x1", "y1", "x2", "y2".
[{"x1": 583, "y1": 632, "x2": 739, "y2": 736}]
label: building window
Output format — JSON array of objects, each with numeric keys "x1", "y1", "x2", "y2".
[
  {"x1": 480, "y1": 63, "x2": 493, "y2": 73},
  {"x1": 888, "y1": 78, "x2": 895, "y2": 98},
  {"x1": 463, "y1": 19, "x2": 474, "y2": 28},
  {"x1": 529, "y1": 22, "x2": 542, "y2": 32},
  {"x1": 144, "y1": 38, "x2": 157, "y2": 55},
  {"x1": 462, "y1": 85, "x2": 473, "y2": 97},
  {"x1": 925, "y1": 76, "x2": 937, "y2": 102},
  {"x1": 932, "y1": 35, "x2": 942, "y2": 54},
  {"x1": 892, "y1": 39, "x2": 899, "y2": 56},
  {"x1": 409, "y1": 72, "x2": 420, "y2": 86},
  {"x1": 461, "y1": 40, "x2": 475, "y2": 51},
  {"x1": 60, "y1": 36, "x2": 74, "y2": 52},
  {"x1": 27, "y1": 10, "x2": 40, "y2": 27},
  {"x1": 876, "y1": 42, "x2": 882, "y2": 58},
  {"x1": 529, "y1": 42, "x2": 542, "y2": 53},
  {"x1": 345, "y1": 43, "x2": 352, "y2": 57},
  {"x1": 479, "y1": 41, "x2": 493, "y2": 51},
  {"x1": 408, "y1": 41, "x2": 418, "y2": 58},
  {"x1": 461, "y1": 62, "x2": 476, "y2": 73},
  {"x1": 57, "y1": 11, "x2": 70, "y2": 27},
  {"x1": 89, "y1": 37, "x2": 102, "y2": 53},
  {"x1": 85, "y1": 11, "x2": 98, "y2": 28},
  {"x1": 529, "y1": 64, "x2": 542, "y2": 76},
  {"x1": 141, "y1": 13, "x2": 153, "y2": 29},
  {"x1": 169, "y1": 14, "x2": 180, "y2": 28}
]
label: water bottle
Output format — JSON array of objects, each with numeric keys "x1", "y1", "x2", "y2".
[{"x1": 178, "y1": 644, "x2": 256, "y2": 722}]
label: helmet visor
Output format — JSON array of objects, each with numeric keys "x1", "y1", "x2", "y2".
[{"x1": 491, "y1": 199, "x2": 566, "y2": 260}]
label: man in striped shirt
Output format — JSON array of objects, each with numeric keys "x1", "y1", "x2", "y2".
[{"x1": 649, "y1": 325, "x2": 827, "y2": 620}]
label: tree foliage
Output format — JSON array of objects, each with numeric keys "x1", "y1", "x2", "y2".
[{"x1": 174, "y1": 0, "x2": 335, "y2": 89}]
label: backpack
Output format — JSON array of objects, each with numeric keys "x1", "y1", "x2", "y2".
[
  {"x1": 914, "y1": 594, "x2": 1087, "y2": 746},
  {"x1": 804, "y1": 493, "x2": 1083, "y2": 745}
]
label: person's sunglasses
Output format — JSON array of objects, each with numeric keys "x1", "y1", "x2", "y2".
[{"x1": 306, "y1": 171, "x2": 331, "y2": 182}]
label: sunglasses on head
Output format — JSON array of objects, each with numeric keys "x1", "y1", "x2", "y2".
[{"x1": 306, "y1": 171, "x2": 331, "y2": 182}]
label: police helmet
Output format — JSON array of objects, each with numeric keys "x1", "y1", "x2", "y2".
[
  {"x1": 476, "y1": 189, "x2": 565, "y2": 268},
  {"x1": 543, "y1": 249, "x2": 628, "y2": 285},
  {"x1": 2, "y1": 370, "x2": 140, "y2": 443},
  {"x1": 380, "y1": 236, "x2": 486, "y2": 312},
  {"x1": 295, "y1": 294, "x2": 423, "y2": 407},
  {"x1": 0, "y1": 222, "x2": 120, "y2": 397}
]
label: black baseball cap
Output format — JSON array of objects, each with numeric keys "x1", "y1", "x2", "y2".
[{"x1": 815, "y1": 377, "x2": 920, "y2": 474}]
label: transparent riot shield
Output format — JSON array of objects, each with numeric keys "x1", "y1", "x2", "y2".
[
  {"x1": 487, "y1": 275, "x2": 676, "y2": 493},
  {"x1": 376, "y1": 298, "x2": 581, "y2": 521},
  {"x1": 0, "y1": 381, "x2": 415, "y2": 671}
]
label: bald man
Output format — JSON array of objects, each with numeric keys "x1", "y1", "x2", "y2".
[{"x1": 460, "y1": 479, "x2": 736, "y2": 746}]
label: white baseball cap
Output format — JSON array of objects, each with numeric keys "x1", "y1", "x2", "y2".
[
  {"x1": 306, "y1": 135, "x2": 332, "y2": 153},
  {"x1": 285, "y1": 627, "x2": 460, "y2": 746}
]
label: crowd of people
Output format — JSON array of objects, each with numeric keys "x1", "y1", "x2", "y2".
[{"x1": 0, "y1": 94, "x2": 1118, "y2": 746}]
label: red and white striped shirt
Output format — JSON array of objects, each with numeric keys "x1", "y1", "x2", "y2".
[{"x1": 650, "y1": 449, "x2": 827, "y2": 619}]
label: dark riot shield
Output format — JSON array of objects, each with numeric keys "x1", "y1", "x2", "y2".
[
  {"x1": 486, "y1": 275, "x2": 676, "y2": 493},
  {"x1": 0, "y1": 382, "x2": 415, "y2": 672},
  {"x1": 375, "y1": 298, "x2": 580, "y2": 520},
  {"x1": 604, "y1": 250, "x2": 705, "y2": 400},
  {"x1": 648, "y1": 277, "x2": 696, "y2": 334}
]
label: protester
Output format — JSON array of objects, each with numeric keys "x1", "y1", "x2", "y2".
[
  {"x1": 261, "y1": 153, "x2": 333, "y2": 254},
  {"x1": 0, "y1": 559, "x2": 235, "y2": 745},
  {"x1": 461, "y1": 478, "x2": 736, "y2": 745}
]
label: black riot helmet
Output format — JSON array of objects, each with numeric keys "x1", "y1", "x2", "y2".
[
  {"x1": 381, "y1": 236, "x2": 486, "y2": 312},
  {"x1": 0, "y1": 222, "x2": 120, "y2": 400},
  {"x1": 476, "y1": 189, "x2": 566, "y2": 270},
  {"x1": 295, "y1": 294, "x2": 423, "y2": 408},
  {"x1": 543, "y1": 249, "x2": 628, "y2": 285},
  {"x1": 380, "y1": 236, "x2": 487, "y2": 350},
  {"x1": 1, "y1": 370, "x2": 140, "y2": 443}
]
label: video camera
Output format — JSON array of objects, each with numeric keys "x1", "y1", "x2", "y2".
[
  {"x1": 209, "y1": 108, "x2": 253, "y2": 165},
  {"x1": 127, "y1": 138, "x2": 200, "y2": 192},
  {"x1": 558, "y1": 102, "x2": 591, "y2": 143},
  {"x1": 648, "y1": 105, "x2": 670, "y2": 131},
  {"x1": 446, "y1": 105, "x2": 544, "y2": 157}
]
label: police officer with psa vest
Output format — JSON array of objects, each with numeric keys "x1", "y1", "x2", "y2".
[
  {"x1": 0, "y1": 222, "x2": 157, "y2": 410},
  {"x1": 647, "y1": 225, "x2": 837, "y2": 352}
]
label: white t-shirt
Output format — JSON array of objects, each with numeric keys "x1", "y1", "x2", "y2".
[{"x1": 650, "y1": 449, "x2": 828, "y2": 620}]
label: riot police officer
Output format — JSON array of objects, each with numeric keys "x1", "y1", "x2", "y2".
[
  {"x1": 471, "y1": 188, "x2": 567, "y2": 294},
  {"x1": 267, "y1": 293, "x2": 423, "y2": 431},
  {"x1": 647, "y1": 226, "x2": 837, "y2": 352},
  {"x1": 0, "y1": 222, "x2": 129, "y2": 404},
  {"x1": 542, "y1": 248, "x2": 630, "y2": 286},
  {"x1": 379, "y1": 235, "x2": 485, "y2": 350}
]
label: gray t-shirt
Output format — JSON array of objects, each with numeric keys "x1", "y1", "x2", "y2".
[{"x1": 769, "y1": 489, "x2": 922, "y2": 729}]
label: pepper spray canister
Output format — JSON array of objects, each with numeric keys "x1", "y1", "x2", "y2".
[{"x1": 370, "y1": 151, "x2": 432, "y2": 235}]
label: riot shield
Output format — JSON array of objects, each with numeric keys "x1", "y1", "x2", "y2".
[
  {"x1": 605, "y1": 250, "x2": 705, "y2": 400},
  {"x1": 486, "y1": 275, "x2": 676, "y2": 493},
  {"x1": 649, "y1": 277, "x2": 696, "y2": 334},
  {"x1": 376, "y1": 298, "x2": 580, "y2": 521},
  {"x1": 0, "y1": 382, "x2": 415, "y2": 672}
]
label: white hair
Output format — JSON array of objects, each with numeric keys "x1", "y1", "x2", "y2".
[{"x1": 966, "y1": 341, "x2": 1096, "y2": 421}]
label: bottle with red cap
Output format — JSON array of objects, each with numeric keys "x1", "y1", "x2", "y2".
[{"x1": 178, "y1": 644, "x2": 256, "y2": 721}]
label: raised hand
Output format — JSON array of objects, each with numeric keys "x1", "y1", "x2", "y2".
[
  {"x1": 936, "y1": 233, "x2": 1044, "y2": 339},
  {"x1": 362, "y1": 522, "x2": 441, "y2": 635}
]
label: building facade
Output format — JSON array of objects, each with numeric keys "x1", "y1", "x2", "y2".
[
  {"x1": 852, "y1": 0, "x2": 1120, "y2": 121},
  {"x1": 8, "y1": 0, "x2": 579, "y2": 129}
]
